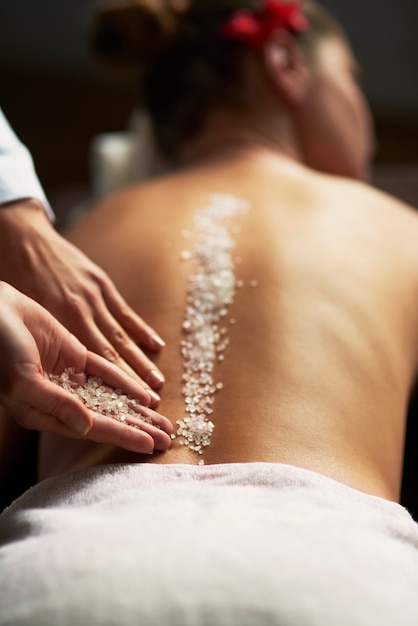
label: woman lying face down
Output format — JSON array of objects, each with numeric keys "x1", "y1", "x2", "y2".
[
  {"x1": 33, "y1": 0, "x2": 415, "y2": 503},
  {"x1": 2, "y1": 3, "x2": 418, "y2": 626}
]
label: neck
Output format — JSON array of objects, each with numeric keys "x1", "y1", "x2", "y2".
[{"x1": 178, "y1": 107, "x2": 303, "y2": 167}]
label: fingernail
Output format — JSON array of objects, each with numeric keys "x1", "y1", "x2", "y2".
[
  {"x1": 152, "y1": 334, "x2": 166, "y2": 348},
  {"x1": 67, "y1": 415, "x2": 90, "y2": 436},
  {"x1": 147, "y1": 388, "x2": 161, "y2": 405},
  {"x1": 149, "y1": 369, "x2": 165, "y2": 388}
]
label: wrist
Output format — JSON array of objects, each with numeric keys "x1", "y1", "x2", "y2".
[
  {"x1": 0, "y1": 198, "x2": 53, "y2": 235},
  {"x1": 0, "y1": 198, "x2": 56, "y2": 291},
  {"x1": 0, "y1": 196, "x2": 55, "y2": 223},
  {"x1": 0, "y1": 197, "x2": 46, "y2": 214}
]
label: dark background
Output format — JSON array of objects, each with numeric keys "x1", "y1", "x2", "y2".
[{"x1": 1, "y1": 0, "x2": 417, "y2": 224}]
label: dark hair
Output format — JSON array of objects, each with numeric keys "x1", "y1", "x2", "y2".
[{"x1": 90, "y1": 1, "x2": 344, "y2": 160}]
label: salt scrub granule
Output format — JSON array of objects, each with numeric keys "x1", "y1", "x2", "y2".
[
  {"x1": 176, "y1": 193, "x2": 249, "y2": 457},
  {"x1": 49, "y1": 368, "x2": 152, "y2": 427}
]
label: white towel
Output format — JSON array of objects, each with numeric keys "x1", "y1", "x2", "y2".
[{"x1": 1, "y1": 462, "x2": 418, "y2": 625}]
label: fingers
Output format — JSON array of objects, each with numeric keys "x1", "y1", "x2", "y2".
[
  {"x1": 129, "y1": 404, "x2": 173, "y2": 438},
  {"x1": 8, "y1": 404, "x2": 173, "y2": 455},
  {"x1": 87, "y1": 406, "x2": 173, "y2": 453},
  {"x1": 94, "y1": 305, "x2": 165, "y2": 390},
  {"x1": 4, "y1": 374, "x2": 173, "y2": 455},
  {"x1": 101, "y1": 280, "x2": 166, "y2": 352},
  {"x1": 46, "y1": 364, "x2": 173, "y2": 452},
  {"x1": 71, "y1": 316, "x2": 162, "y2": 407},
  {"x1": 24, "y1": 247, "x2": 167, "y2": 393}
]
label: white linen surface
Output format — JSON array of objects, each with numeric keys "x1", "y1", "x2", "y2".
[{"x1": 0, "y1": 462, "x2": 417, "y2": 625}]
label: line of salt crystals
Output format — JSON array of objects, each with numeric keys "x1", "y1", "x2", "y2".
[
  {"x1": 176, "y1": 194, "x2": 249, "y2": 461},
  {"x1": 48, "y1": 369, "x2": 152, "y2": 426}
]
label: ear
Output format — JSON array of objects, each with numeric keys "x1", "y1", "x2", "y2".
[{"x1": 262, "y1": 30, "x2": 310, "y2": 106}]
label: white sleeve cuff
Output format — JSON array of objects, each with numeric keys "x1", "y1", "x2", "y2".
[{"x1": 0, "y1": 108, "x2": 55, "y2": 221}]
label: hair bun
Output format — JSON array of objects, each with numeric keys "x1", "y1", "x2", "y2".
[{"x1": 89, "y1": 0, "x2": 190, "y2": 69}]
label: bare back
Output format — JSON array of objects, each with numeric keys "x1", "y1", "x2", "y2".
[{"x1": 39, "y1": 151, "x2": 418, "y2": 500}]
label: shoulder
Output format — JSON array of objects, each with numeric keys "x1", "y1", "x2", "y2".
[
  {"x1": 332, "y1": 173, "x2": 417, "y2": 218},
  {"x1": 314, "y1": 171, "x2": 418, "y2": 232},
  {"x1": 299, "y1": 170, "x2": 418, "y2": 272}
]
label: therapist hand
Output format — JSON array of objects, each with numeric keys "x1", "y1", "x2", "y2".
[
  {"x1": 0, "y1": 199, "x2": 165, "y2": 405},
  {"x1": 0, "y1": 281, "x2": 173, "y2": 453}
]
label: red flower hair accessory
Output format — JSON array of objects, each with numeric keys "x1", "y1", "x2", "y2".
[{"x1": 219, "y1": 0, "x2": 309, "y2": 50}]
